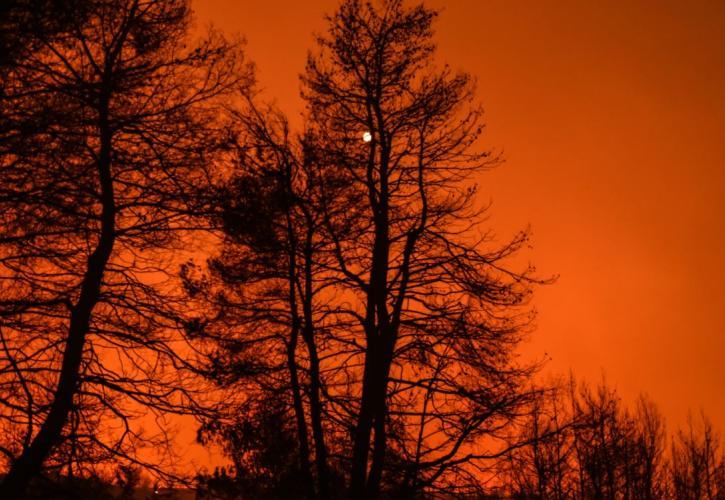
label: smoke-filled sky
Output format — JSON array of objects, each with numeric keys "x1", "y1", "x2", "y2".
[{"x1": 192, "y1": 0, "x2": 725, "y2": 438}]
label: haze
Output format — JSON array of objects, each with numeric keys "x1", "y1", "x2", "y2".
[{"x1": 195, "y1": 0, "x2": 725, "y2": 433}]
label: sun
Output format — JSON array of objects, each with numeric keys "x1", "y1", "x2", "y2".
[{"x1": 362, "y1": 131, "x2": 372, "y2": 142}]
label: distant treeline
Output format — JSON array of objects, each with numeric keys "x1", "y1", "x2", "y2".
[
  {"x1": 0, "y1": 0, "x2": 721, "y2": 499},
  {"x1": 496, "y1": 376, "x2": 724, "y2": 499}
]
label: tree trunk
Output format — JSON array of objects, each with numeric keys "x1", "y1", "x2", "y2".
[
  {"x1": 365, "y1": 337, "x2": 395, "y2": 499},
  {"x1": 284, "y1": 214, "x2": 316, "y2": 500},
  {"x1": 350, "y1": 337, "x2": 395, "y2": 500},
  {"x1": 350, "y1": 338, "x2": 379, "y2": 498},
  {"x1": 286, "y1": 335, "x2": 316, "y2": 500},
  {"x1": 300, "y1": 225, "x2": 330, "y2": 500},
  {"x1": 351, "y1": 142, "x2": 393, "y2": 498},
  {"x1": 0, "y1": 95, "x2": 116, "y2": 497}
]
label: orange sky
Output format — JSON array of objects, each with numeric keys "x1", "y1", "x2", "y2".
[{"x1": 191, "y1": 0, "x2": 725, "y2": 444}]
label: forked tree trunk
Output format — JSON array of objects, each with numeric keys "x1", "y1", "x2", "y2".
[
  {"x1": 301, "y1": 225, "x2": 330, "y2": 500},
  {"x1": 284, "y1": 213, "x2": 316, "y2": 500},
  {"x1": 286, "y1": 333, "x2": 316, "y2": 500}
]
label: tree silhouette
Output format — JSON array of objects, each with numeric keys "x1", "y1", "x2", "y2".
[
  {"x1": 671, "y1": 412, "x2": 725, "y2": 499},
  {"x1": 182, "y1": 100, "x2": 342, "y2": 499},
  {"x1": 185, "y1": 0, "x2": 547, "y2": 497},
  {"x1": 501, "y1": 380, "x2": 577, "y2": 499},
  {"x1": 501, "y1": 377, "x2": 677, "y2": 500},
  {"x1": 3, "y1": 0, "x2": 723, "y2": 498},
  {"x1": 0, "y1": 0, "x2": 248, "y2": 495},
  {"x1": 300, "y1": 0, "x2": 547, "y2": 497}
]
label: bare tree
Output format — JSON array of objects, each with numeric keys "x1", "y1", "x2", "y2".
[
  {"x1": 500, "y1": 376, "x2": 669, "y2": 500},
  {"x1": 182, "y1": 101, "x2": 346, "y2": 499},
  {"x1": 501, "y1": 380, "x2": 577, "y2": 499},
  {"x1": 671, "y1": 412, "x2": 725, "y2": 500},
  {"x1": 0, "y1": 0, "x2": 249, "y2": 495},
  {"x1": 301, "y1": 0, "x2": 546, "y2": 497},
  {"x1": 631, "y1": 394, "x2": 668, "y2": 499},
  {"x1": 188, "y1": 3, "x2": 546, "y2": 497}
]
